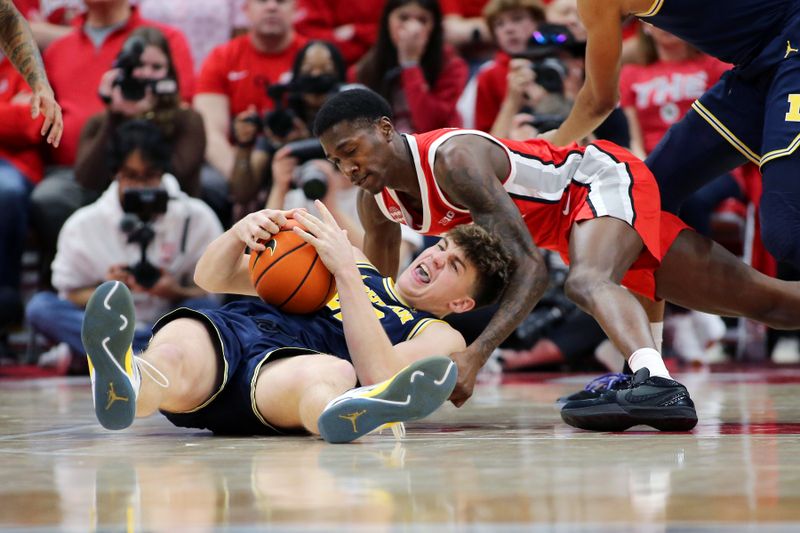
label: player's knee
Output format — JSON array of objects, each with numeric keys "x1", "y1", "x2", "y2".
[
  {"x1": 564, "y1": 270, "x2": 609, "y2": 309},
  {"x1": 144, "y1": 343, "x2": 190, "y2": 392},
  {"x1": 312, "y1": 355, "x2": 356, "y2": 390}
]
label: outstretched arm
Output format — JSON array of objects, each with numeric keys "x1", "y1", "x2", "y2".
[
  {"x1": 294, "y1": 203, "x2": 466, "y2": 385},
  {"x1": 435, "y1": 136, "x2": 550, "y2": 406},
  {"x1": 0, "y1": 0, "x2": 62, "y2": 146},
  {"x1": 545, "y1": 0, "x2": 624, "y2": 146}
]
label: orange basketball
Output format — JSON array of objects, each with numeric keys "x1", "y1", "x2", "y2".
[{"x1": 248, "y1": 219, "x2": 337, "y2": 314}]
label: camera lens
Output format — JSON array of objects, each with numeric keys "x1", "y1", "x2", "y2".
[{"x1": 294, "y1": 162, "x2": 328, "y2": 200}]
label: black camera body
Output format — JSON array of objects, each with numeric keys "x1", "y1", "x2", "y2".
[
  {"x1": 113, "y1": 37, "x2": 177, "y2": 102},
  {"x1": 284, "y1": 138, "x2": 328, "y2": 200},
  {"x1": 120, "y1": 188, "x2": 169, "y2": 288},
  {"x1": 514, "y1": 23, "x2": 582, "y2": 95},
  {"x1": 261, "y1": 75, "x2": 341, "y2": 138}
]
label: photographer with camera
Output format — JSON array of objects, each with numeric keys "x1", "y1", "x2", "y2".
[
  {"x1": 229, "y1": 40, "x2": 366, "y2": 244},
  {"x1": 474, "y1": 0, "x2": 546, "y2": 133},
  {"x1": 26, "y1": 121, "x2": 222, "y2": 371},
  {"x1": 76, "y1": 27, "x2": 205, "y2": 197}
]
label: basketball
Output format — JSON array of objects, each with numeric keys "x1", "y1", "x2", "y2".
[{"x1": 248, "y1": 219, "x2": 337, "y2": 314}]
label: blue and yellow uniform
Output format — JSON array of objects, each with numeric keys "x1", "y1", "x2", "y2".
[
  {"x1": 152, "y1": 262, "x2": 446, "y2": 435},
  {"x1": 634, "y1": 0, "x2": 800, "y2": 264}
]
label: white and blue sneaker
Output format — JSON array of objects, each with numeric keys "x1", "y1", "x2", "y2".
[
  {"x1": 81, "y1": 281, "x2": 168, "y2": 430},
  {"x1": 317, "y1": 356, "x2": 457, "y2": 444}
]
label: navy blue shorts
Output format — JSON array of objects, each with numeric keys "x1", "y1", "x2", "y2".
[
  {"x1": 153, "y1": 303, "x2": 329, "y2": 436},
  {"x1": 691, "y1": 6, "x2": 800, "y2": 167}
]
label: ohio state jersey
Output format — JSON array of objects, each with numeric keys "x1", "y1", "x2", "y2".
[
  {"x1": 371, "y1": 128, "x2": 687, "y2": 300},
  {"x1": 374, "y1": 129, "x2": 657, "y2": 253}
]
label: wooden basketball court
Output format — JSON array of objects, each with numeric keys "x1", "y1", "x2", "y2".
[{"x1": 2, "y1": 368, "x2": 800, "y2": 532}]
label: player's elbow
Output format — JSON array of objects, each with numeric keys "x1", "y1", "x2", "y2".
[
  {"x1": 586, "y1": 89, "x2": 618, "y2": 119},
  {"x1": 193, "y1": 266, "x2": 216, "y2": 293}
]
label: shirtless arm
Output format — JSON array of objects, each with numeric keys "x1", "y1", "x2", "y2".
[
  {"x1": 0, "y1": 0, "x2": 62, "y2": 146},
  {"x1": 546, "y1": 0, "x2": 625, "y2": 146},
  {"x1": 435, "y1": 135, "x2": 549, "y2": 406},
  {"x1": 357, "y1": 188, "x2": 402, "y2": 278}
]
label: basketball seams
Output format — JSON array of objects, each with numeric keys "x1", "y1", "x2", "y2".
[
  {"x1": 253, "y1": 241, "x2": 309, "y2": 289},
  {"x1": 249, "y1": 222, "x2": 335, "y2": 313},
  {"x1": 313, "y1": 271, "x2": 337, "y2": 311},
  {"x1": 277, "y1": 253, "x2": 320, "y2": 311},
  {"x1": 250, "y1": 225, "x2": 297, "y2": 271}
]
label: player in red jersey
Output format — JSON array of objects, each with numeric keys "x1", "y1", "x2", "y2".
[{"x1": 313, "y1": 88, "x2": 800, "y2": 432}]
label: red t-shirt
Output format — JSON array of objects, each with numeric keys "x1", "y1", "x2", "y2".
[
  {"x1": 440, "y1": 0, "x2": 488, "y2": 18},
  {"x1": 619, "y1": 55, "x2": 729, "y2": 153},
  {"x1": 197, "y1": 34, "x2": 307, "y2": 117},
  {"x1": 43, "y1": 7, "x2": 196, "y2": 166},
  {"x1": 474, "y1": 51, "x2": 510, "y2": 133},
  {"x1": 0, "y1": 59, "x2": 45, "y2": 183},
  {"x1": 295, "y1": 0, "x2": 384, "y2": 65}
]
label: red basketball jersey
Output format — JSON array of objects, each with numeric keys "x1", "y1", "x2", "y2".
[{"x1": 372, "y1": 128, "x2": 686, "y2": 299}]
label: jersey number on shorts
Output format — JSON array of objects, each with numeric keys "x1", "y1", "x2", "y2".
[{"x1": 785, "y1": 94, "x2": 800, "y2": 122}]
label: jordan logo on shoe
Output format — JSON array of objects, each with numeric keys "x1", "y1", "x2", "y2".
[
  {"x1": 339, "y1": 410, "x2": 367, "y2": 433},
  {"x1": 106, "y1": 383, "x2": 129, "y2": 410}
]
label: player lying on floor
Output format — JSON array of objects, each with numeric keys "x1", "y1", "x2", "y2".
[{"x1": 80, "y1": 203, "x2": 510, "y2": 443}]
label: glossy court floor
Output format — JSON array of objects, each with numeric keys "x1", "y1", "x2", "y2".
[{"x1": 3, "y1": 368, "x2": 800, "y2": 532}]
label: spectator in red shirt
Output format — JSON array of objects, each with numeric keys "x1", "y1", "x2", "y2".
[
  {"x1": 194, "y1": 0, "x2": 307, "y2": 183},
  {"x1": 473, "y1": 0, "x2": 545, "y2": 134},
  {"x1": 350, "y1": 0, "x2": 468, "y2": 133},
  {"x1": 620, "y1": 25, "x2": 737, "y2": 237},
  {"x1": 0, "y1": 54, "x2": 45, "y2": 330},
  {"x1": 294, "y1": 0, "x2": 385, "y2": 66}
]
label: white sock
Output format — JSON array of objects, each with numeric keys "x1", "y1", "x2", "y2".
[
  {"x1": 628, "y1": 347, "x2": 671, "y2": 379},
  {"x1": 650, "y1": 322, "x2": 664, "y2": 353}
]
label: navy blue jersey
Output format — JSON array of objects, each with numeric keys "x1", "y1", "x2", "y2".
[
  {"x1": 256, "y1": 261, "x2": 446, "y2": 360},
  {"x1": 156, "y1": 261, "x2": 448, "y2": 435},
  {"x1": 636, "y1": 0, "x2": 793, "y2": 66}
]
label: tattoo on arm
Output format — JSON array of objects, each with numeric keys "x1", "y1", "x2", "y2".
[
  {"x1": 0, "y1": 0, "x2": 47, "y2": 89},
  {"x1": 438, "y1": 140, "x2": 550, "y2": 359}
]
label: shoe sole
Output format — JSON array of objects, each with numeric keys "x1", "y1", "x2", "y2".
[
  {"x1": 81, "y1": 281, "x2": 137, "y2": 430},
  {"x1": 560, "y1": 403, "x2": 698, "y2": 432},
  {"x1": 317, "y1": 356, "x2": 458, "y2": 444}
]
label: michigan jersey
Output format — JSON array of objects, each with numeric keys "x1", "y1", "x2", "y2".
[
  {"x1": 635, "y1": 0, "x2": 794, "y2": 67},
  {"x1": 215, "y1": 261, "x2": 447, "y2": 362}
]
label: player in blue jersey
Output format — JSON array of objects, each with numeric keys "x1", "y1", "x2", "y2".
[
  {"x1": 547, "y1": 0, "x2": 800, "y2": 267},
  {"x1": 79, "y1": 203, "x2": 510, "y2": 443}
]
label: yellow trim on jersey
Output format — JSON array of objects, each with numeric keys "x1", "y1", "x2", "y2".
[
  {"x1": 158, "y1": 308, "x2": 230, "y2": 414},
  {"x1": 356, "y1": 261, "x2": 380, "y2": 273},
  {"x1": 383, "y1": 277, "x2": 414, "y2": 309},
  {"x1": 406, "y1": 317, "x2": 448, "y2": 340},
  {"x1": 691, "y1": 101, "x2": 761, "y2": 165},
  {"x1": 635, "y1": 0, "x2": 664, "y2": 17},
  {"x1": 250, "y1": 346, "x2": 325, "y2": 430},
  {"x1": 760, "y1": 133, "x2": 800, "y2": 167}
]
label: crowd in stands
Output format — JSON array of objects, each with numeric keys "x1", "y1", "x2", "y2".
[{"x1": 0, "y1": 0, "x2": 792, "y2": 372}]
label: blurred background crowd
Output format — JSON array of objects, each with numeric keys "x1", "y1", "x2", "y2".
[{"x1": 0, "y1": 0, "x2": 795, "y2": 377}]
